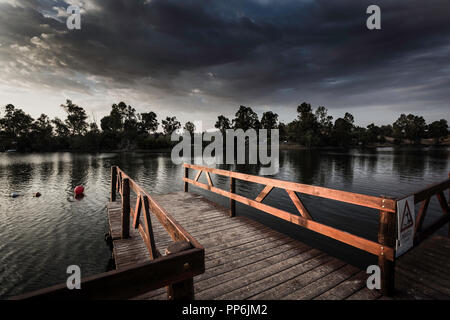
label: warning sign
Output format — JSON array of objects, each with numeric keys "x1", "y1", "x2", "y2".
[
  {"x1": 395, "y1": 195, "x2": 415, "y2": 257},
  {"x1": 400, "y1": 201, "x2": 414, "y2": 232}
]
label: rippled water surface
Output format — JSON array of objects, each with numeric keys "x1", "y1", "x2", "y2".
[{"x1": 0, "y1": 147, "x2": 448, "y2": 298}]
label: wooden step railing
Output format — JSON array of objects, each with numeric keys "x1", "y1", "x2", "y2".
[
  {"x1": 11, "y1": 166, "x2": 205, "y2": 300},
  {"x1": 183, "y1": 163, "x2": 450, "y2": 296}
]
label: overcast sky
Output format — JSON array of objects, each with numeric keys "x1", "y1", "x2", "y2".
[{"x1": 0, "y1": 0, "x2": 449, "y2": 130}]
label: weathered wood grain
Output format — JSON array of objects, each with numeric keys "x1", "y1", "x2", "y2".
[{"x1": 107, "y1": 190, "x2": 450, "y2": 301}]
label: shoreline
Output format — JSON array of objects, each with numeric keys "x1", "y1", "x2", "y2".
[
  {"x1": 2, "y1": 140, "x2": 449, "y2": 154},
  {"x1": 279, "y1": 143, "x2": 450, "y2": 150}
]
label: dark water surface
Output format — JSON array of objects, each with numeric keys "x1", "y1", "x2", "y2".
[{"x1": 0, "y1": 147, "x2": 448, "y2": 298}]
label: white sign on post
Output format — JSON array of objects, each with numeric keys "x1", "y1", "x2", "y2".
[{"x1": 395, "y1": 195, "x2": 415, "y2": 257}]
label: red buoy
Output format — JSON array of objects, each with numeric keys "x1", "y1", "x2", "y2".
[{"x1": 74, "y1": 185, "x2": 85, "y2": 196}]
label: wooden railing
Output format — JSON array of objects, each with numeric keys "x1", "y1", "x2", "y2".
[
  {"x1": 183, "y1": 163, "x2": 450, "y2": 296},
  {"x1": 111, "y1": 166, "x2": 204, "y2": 299},
  {"x1": 11, "y1": 166, "x2": 205, "y2": 300},
  {"x1": 407, "y1": 172, "x2": 450, "y2": 246}
]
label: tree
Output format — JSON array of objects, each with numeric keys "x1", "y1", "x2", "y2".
[
  {"x1": 353, "y1": 126, "x2": 369, "y2": 145},
  {"x1": 232, "y1": 106, "x2": 260, "y2": 131},
  {"x1": 315, "y1": 106, "x2": 333, "y2": 145},
  {"x1": 332, "y1": 113, "x2": 354, "y2": 147},
  {"x1": 61, "y1": 100, "x2": 88, "y2": 136},
  {"x1": 140, "y1": 112, "x2": 158, "y2": 134},
  {"x1": 27, "y1": 114, "x2": 53, "y2": 151},
  {"x1": 100, "y1": 104, "x2": 123, "y2": 133},
  {"x1": 84, "y1": 122, "x2": 101, "y2": 151},
  {"x1": 89, "y1": 122, "x2": 100, "y2": 133},
  {"x1": 393, "y1": 114, "x2": 426, "y2": 144},
  {"x1": 379, "y1": 124, "x2": 393, "y2": 137},
  {"x1": 260, "y1": 111, "x2": 279, "y2": 129},
  {"x1": 121, "y1": 104, "x2": 139, "y2": 136},
  {"x1": 215, "y1": 115, "x2": 231, "y2": 135},
  {"x1": 0, "y1": 104, "x2": 34, "y2": 137},
  {"x1": 52, "y1": 117, "x2": 70, "y2": 137},
  {"x1": 366, "y1": 123, "x2": 380, "y2": 143},
  {"x1": 296, "y1": 102, "x2": 320, "y2": 147},
  {"x1": 110, "y1": 102, "x2": 127, "y2": 130},
  {"x1": 100, "y1": 115, "x2": 115, "y2": 132},
  {"x1": 278, "y1": 122, "x2": 287, "y2": 141},
  {"x1": 392, "y1": 114, "x2": 407, "y2": 141},
  {"x1": 297, "y1": 103, "x2": 318, "y2": 131},
  {"x1": 162, "y1": 116, "x2": 181, "y2": 135},
  {"x1": 343, "y1": 112, "x2": 354, "y2": 125},
  {"x1": 428, "y1": 119, "x2": 448, "y2": 144},
  {"x1": 184, "y1": 121, "x2": 196, "y2": 135},
  {"x1": 33, "y1": 114, "x2": 53, "y2": 138},
  {"x1": 100, "y1": 102, "x2": 132, "y2": 134},
  {"x1": 315, "y1": 106, "x2": 333, "y2": 134},
  {"x1": 286, "y1": 120, "x2": 299, "y2": 142}
]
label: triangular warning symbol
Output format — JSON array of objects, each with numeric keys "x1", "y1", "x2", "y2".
[{"x1": 400, "y1": 201, "x2": 414, "y2": 232}]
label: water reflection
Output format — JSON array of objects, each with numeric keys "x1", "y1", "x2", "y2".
[
  {"x1": 393, "y1": 148, "x2": 426, "y2": 180},
  {"x1": 39, "y1": 161, "x2": 53, "y2": 183},
  {"x1": 8, "y1": 163, "x2": 34, "y2": 191}
]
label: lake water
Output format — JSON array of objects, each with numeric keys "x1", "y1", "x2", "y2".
[{"x1": 0, "y1": 147, "x2": 448, "y2": 298}]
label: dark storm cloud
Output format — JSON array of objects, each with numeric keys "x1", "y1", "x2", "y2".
[{"x1": 0, "y1": 0, "x2": 449, "y2": 124}]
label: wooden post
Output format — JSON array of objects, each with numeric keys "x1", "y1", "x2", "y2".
[
  {"x1": 110, "y1": 166, "x2": 117, "y2": 202},
  {"x1": 378, "y1": 200, "x2": 396, "y2": 296},
  {"x1": 184, "y1": 167, "x2": 189, "y2": 192},
  {"x1": 165, "y1": 241, "x2": 194, "y2": 300},
  {"x1": 230, "y1": 177, "x2": 236, "y2": 217},
  {"x1": 142, "y1": 195, "x2": 159, "y2": 260},
  {"x1": 121, "y1": 178, "x2": 130, "y2": 239}
]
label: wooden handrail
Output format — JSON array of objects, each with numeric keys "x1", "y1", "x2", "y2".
[
  {"x1": 182, "y1": 164, "x2": 395, "y2": 261},
  {"x1": 183, "y1": 163, "x2": 397, "y2": 212},
  {"x1": 111, "y1": 166, "x2": 204, "y2": 299},
  {"x1": 182, "y1": 164, "x2": 450, "y2": 296},
  {"x1": 113, "y1": 166, "x2": 203, "y2": 251},
  {"x1": 11, "y1": 247, "x2": 204, "y2": 300},
  {"x1": 411, "y1": 178, "x2": 450, "y2": 204},
  {"x1": 397, "y1": 173, "x2": 450, "y2": 247}
]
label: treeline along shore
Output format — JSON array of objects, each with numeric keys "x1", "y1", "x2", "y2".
[{"x1": 0, "y1": 100, "x2": 448, "y2": 152}]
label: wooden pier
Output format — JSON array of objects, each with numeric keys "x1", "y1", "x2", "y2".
[
  {"x1": 12, "y1": 166, "x2": 450, "y2": 300},
  {"x1": 109, "y1": 191, "x2": 450, "y2": 300}
]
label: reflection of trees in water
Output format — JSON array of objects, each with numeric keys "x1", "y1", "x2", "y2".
[
  {"x1": 316, "y1": 156, "x2": 334, "y2": 186},
  {"x1": 140, "y1": 154, "x2": 160, "y2": 184},
  {"x1": 366, "y1": 151, "x2": 377, "y2": 174},
  {"x1": 119, "y1": 154, "x2": 136, "y2": 177},
  {"x1": 8, "y1": 163, "x2": 34, "y2": 189},
  {"x1": 158, "y1": 157, "x2": 181, "y2": 190},
  {"x1": 296, "y1": 150, "x2": 321, "y2": 185},
  {"x1": 330, "y1": 151, "x2": 354, "y2": 187},
  {"x1": 281, "y1": 150, "x2": 332, "y2": 186},
  {"x1": 423, "y1": 148, "x2": 449, "y2": 173},
  {"x1": 392, "y1": 148, "x2": 426, "y2": 179},
  {"x1": 56, "y1": 153, "x2": 70, "y2": 177},
  {"x1": 39, "y1": 161, "x2": 54, "y2": 183},
  {"x1": 68, "y1": 154, "x2": 89, "y2": 191},
  {"x1": 393, "y1": 147, "x2": 450, "y2": 181},
  {"x1": 356, "y1": 149, "x2": 377, "y2": 175},
  {"x1": 89, "y1": 155, "x2": 100, "y2": 182}
]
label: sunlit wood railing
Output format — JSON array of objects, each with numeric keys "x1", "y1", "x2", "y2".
[{"x1": 183, "y1": 163, "x2": 450, "y2": 296}]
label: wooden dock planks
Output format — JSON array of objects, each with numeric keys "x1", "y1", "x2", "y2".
[{"x1": 107, "y1": 191, "x2": 450, "y2": 300}]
